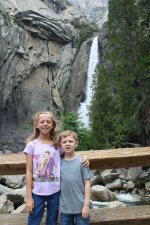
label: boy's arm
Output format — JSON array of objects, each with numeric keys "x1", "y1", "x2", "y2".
[
  {"x1": 82, "y1": 179, "x2": 91, "y2": 218},
  {"x1": 25, "y1": 154, "x2": 34, "y2": 213}
]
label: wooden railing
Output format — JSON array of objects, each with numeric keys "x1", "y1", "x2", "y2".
[
  {"x1": 0, "y1": 146, "x2": 150, "y2": 225},
  {"x1": 1, "y1": 146, "x2": 150, "y2": 174}
]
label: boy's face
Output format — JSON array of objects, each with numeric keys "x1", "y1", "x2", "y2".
[{"x1": 61, "y1": 135, "x2": 78, "y2": 154}]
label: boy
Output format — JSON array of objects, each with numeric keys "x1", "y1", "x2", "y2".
[{"x1": 59, "y1": 130, "x2": 93, "y2": 225}]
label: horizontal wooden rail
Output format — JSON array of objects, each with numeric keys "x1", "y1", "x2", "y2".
[
  {"x1": 0, "y1": 206, "x2": 150, "y2": 225},
  {"x1": 1, "y1": 147, "x2": 150, "y2": 175},
  {"x1": 0, "y1": 147, "x2": 150, "y2": 225}
]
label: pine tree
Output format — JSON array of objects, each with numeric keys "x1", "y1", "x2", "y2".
[{"x1": 90, "y1": 0, "x2": 150, "y2": 147}]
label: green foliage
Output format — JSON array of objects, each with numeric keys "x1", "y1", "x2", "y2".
[
  {"x1": 71, "y1": 18, "x2": 99, "y2": 48},
  {"x1": 19, "y1": 121, "x2": 33, "y2": 131},
  {"x1": 90, "y1": 64, "x2": 142, "y2": 149},
  {"x1": 61, "y1": 112, "x2": 93, "y2": 151},
  {"x1": 108, "y1": 0, "x2": 150, "y2": 145},
  {"x1": 90, "y1": 66, "x2": 124, "y2": 148},
  {"x1": 77, "y1": 25, "x2": 99, "y2": 48},
  {"x1": 90, "y1": 0, "x2": 150, "y2": 147},
  {"x1": 70, "y1": 19, "x2": 90, "y2": 29},
  {"x1": 62, "y1": 111, "x2": 81, "y2": 131}
]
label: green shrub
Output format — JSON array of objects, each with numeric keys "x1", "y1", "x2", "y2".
[
  {"x1": 19, "y1": 121, "x2": 32, "y2": 131},
  {"x1": 70, "y1": 19, "x2": 99, "y2": 48},
  {"x1": 78, "y1": 25, "x2": 99, "y2": 48},
  {"x1": 61, "y1": 112, "x2": 93, "y2": 151}
]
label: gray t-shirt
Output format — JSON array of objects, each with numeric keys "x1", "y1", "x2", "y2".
[{"x1": 59, "y1": 156, "x2": 93, "y2": 214}]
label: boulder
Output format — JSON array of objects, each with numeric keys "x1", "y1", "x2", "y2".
[
  {"x1": 101, "y1": 169, "x2": 119, "y2": 184},
  {"x1": 106, "y1": 179, "x2": 123, "y2": 191},
  {"x1": 91, "y1": 185, "x2": 117, "y2": 201},
  {"x1": 0, "y1": 175, "x2": 25, "y2": 189},
  {"x1": 90, "y1": 175, "x2": 103, "y2": 186},
  {"x1": 0, "y1": 195, "x2": 14, "y2": 213}
]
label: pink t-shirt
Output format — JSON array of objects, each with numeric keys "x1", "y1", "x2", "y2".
[{"x1": 24, "y1": 139, "x2": 61, "y2": 196}]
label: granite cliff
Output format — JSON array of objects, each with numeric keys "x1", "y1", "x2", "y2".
[{"x1": 0, "y1": 0, "x2": 108, "y2": 152}]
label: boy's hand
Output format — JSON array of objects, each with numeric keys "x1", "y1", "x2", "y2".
[
  {"x1": 82, "y1": 205, "x2": 89, "y2": 218},
  {"x1": 82, "y1": 155, "x2": 89, "y2": 167},
  {"x1": 26, "y1": 197, "x2": 34, "y2": 213}
]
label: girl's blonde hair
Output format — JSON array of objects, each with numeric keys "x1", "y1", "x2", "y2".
[{"x1": 26, "y1": 111, "x2": 58, "y2": 148}]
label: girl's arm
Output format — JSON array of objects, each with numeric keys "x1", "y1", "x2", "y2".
[
  {"x1": 81, "y1": 155, "x2": 89, "y2": 167},
  {"x1": 25, "y1": 154, "x2": 34, "y2": 213},
  {"x1": 82, "y1": 179, "x2": 91, "y2": 218}
]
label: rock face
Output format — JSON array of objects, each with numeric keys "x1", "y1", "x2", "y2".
[
  {"x1": 66, "y1": 38, "x2": 92, "y2": 111},
  {"x1": 15, "y1": 10, "x2": 72, "y2": 43},
  {"x1": 68, "y1": 0, "x2": 109, "y2": 28},
  {"x1": 0, "y1": 0, "x2": 77, "y2": 131},
  {"x1": 43, "y1": 0, "x2": 67, "y2": 13},
  {"x1": 0, "y1": 0, "x2": 108, "y2": 152}
]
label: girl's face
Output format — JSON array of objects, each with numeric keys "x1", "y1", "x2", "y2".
[
  {"x1": 36, "y1": 113, "x2": 54, "y2": 135},
  {"x1": 61, "y1": 135, "x2": 78, "y2": 154}
]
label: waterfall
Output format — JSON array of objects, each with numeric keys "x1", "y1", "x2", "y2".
[{"x1": 78, "y1": 36, "x2": 99, "y2": 128}]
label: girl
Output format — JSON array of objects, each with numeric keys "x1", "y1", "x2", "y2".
[{"x1": 24, "y1": 111, "x2": 88, "y2": 225}]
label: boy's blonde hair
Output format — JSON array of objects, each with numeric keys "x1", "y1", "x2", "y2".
[
  {"x1": 26, "y1": 111, "x2": 58, "y2": 147},
  {"x1": 59, "y1": 130, "x2": 78, "y2": 143}
]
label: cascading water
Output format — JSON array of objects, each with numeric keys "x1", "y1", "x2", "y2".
[{"x1": 78, "y1": 36, "x2": 99, "y2": 128}]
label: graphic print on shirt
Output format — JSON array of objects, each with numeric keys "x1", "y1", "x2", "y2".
[{"x1": 33, "y1": 151, "x2": 59, "y2": 182}]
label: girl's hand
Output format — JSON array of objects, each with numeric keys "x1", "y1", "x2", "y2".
[
  {"x1": 82, "y1": 205, "x2": 89, "y2": 218},
  {"x1": 82, "y1": 155, "x2": 89, "y2": 167},
  {"x1": 26, "y1": 197, "x2": 34, "y2": 213}
]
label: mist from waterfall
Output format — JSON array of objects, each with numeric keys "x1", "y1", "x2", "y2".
[{"x1": 78, "y1": 36, "x2": 99, "y2": 128}]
